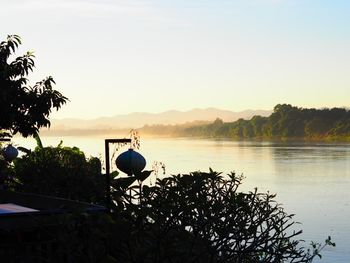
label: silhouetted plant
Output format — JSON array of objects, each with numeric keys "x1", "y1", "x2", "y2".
[
  {"x1": 108, "y1": 169, "x2": 334, "y2": 263},
  {"x1": 0, "y1": 151, "x2": 16, "y2": 190},
  {"x1": 13, "y1": 142, "x2": 105, "y2": 203},
  {"x1": 0, "y1": 35, "x2": 67, "y2": 138}
]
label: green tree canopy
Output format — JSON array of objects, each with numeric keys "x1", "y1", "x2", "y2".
[{"x1": 0, "y1": 35, "x2": 67, "y2": 138}]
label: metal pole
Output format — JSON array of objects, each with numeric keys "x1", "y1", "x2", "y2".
[
  {"x1": 105, "y1": 140, "x2": 110, "y2": 209},
  {"x1": 104, "y1": 138, "x2": 131, "y2": 210}
]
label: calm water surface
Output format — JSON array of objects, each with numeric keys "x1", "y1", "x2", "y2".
[{"x1": 14, "y1": 136, "x2": 350, "y2": 262}]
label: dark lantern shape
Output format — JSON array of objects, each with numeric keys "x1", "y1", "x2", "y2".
[
  {"x1": 116, "y1": 148, "x2": 146, "y2": 176},
  {"x1": 2, "y1": 144, "x2": 18, "y2": 162}
]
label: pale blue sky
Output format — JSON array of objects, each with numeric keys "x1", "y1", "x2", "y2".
[{"x1": 1, "y1": 0, "x2": 349, "y2": 118}]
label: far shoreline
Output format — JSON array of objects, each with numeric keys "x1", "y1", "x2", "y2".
[{"x1": 35, "y1": 129, "x2": 350, "y2": 143}]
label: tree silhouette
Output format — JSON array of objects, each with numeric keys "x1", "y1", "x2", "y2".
[{"x1": 0, "y1": 35, "x2": 67, "y2": 138}]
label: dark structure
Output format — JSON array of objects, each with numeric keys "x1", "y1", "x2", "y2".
[
  {"x1": 104, "y1": 138, "x2": 131, "y2": 208},
  {"x1": 0, "y1": 191, "x2": 106, "y2": 262}
]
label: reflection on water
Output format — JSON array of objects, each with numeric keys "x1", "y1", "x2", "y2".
[{"x1": 13, "y1": 136, "x2": 350, "y2": 262}]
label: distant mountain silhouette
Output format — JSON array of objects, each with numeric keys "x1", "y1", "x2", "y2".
[{"x1": 49, "y1": 108, "x2": 271, "y2": 132}]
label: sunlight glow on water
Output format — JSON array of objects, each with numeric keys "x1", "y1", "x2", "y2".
[{"x1": 13, "y1": 136, "x2": 350, "y2": 262}]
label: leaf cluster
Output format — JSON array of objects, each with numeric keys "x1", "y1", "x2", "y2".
[
  {"x1": 107, "y1": 169, "x2": 327, "y2": 263},
  {"x1": 0, "y1": 35, "x2": 67, "y2": 137},
  {"x1": 12, "y1": 144, "x2": 105, "y2": 203}
]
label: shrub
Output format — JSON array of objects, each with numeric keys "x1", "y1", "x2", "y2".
[
  {"x1": 13, "y1": 145, "x2": 105, "y2": 203},
  {"x1": 107, "y1": 170, "x2": 331, "y2": 262}
]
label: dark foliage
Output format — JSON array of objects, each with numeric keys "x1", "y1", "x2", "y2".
[
  {"x1": 107, "y1": 170, "x2": 328, "y2": 263},
  {"x1": 0, "y1": 35, "x2": 67, "y2": 138},
  {"x1": 13, "y1": 145, "x2": 105, "y2": 203},
  {"x1": 0, "y1": 155, "x2": 16, "y2": 190}
]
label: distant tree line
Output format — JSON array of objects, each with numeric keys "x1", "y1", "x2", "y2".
[
  {"x1": 139, "y1": 121, "x2": 210, "y2": 137},
  {"x1": 138, "y1": 104, "x2": 350, "y2": 141},
  {"x1": 180, "y1": 104, "x2": 350, "y2": 140}
]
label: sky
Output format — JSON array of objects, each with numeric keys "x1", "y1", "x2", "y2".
[{"x1": 1, "y1": 0, "x2": 350, "y2": 119}]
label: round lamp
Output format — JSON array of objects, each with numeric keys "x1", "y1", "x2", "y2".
[
  {"x1": 116, "y1": 149, "x2": 146, "y2": 176},
  {"x1": 3, "y1": 144, "x2": 18, "y2": 162}
]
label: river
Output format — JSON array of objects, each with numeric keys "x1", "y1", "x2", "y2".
[{"x1": 13, "y1": 136, "x2": 350, "y2": 262}]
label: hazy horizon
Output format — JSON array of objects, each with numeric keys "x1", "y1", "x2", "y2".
[
  {"x1": 46, "y1": 107, "x2": 271, "y2": 134},
  {"x1": 52, "y1": 106, "x2": 272, "y2": 121}
]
